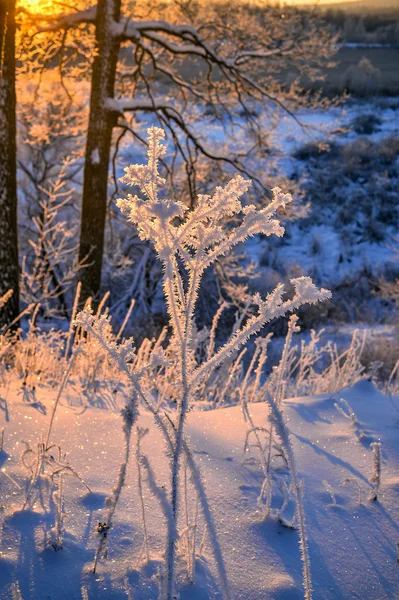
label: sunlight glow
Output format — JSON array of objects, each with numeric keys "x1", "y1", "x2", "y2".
[{"x1": 19, "y1": 0, "x2": 54, "y2": 13}]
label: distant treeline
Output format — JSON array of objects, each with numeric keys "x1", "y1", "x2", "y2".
[{"x1": 321, "y1": 6, "x2": 399, "y2": 45}]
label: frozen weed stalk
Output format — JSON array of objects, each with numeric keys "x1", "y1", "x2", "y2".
[
  {"x1": 322, "y1": 480, "x2": 337, "y2": 506},
  {"x1": 334, "y1": 397, "x2": 366, "y2": 440},
  {"x1": 342, "y1": 478, "x2": 363, "y2": 504},
  {"x1": 266, "y1": 390, "x2": 313, "y2": 600},
  {"x1": 77, "y1": 127, "x2": 331, "y2": 600},
  {"x1": 369, "y1": 441, "x2": 382, "y2": 501}
]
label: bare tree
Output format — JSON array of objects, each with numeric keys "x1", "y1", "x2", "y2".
[
  {"x1": 27, "y1": 0, "x2": 337, "y2": 304},
  {"x1": 0, "y1": 0, "x2": 19, "y2": 326}
]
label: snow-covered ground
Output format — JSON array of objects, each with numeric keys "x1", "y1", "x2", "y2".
[{"x1": 1, "y1": 380, "x2": 398, "y2": 599}]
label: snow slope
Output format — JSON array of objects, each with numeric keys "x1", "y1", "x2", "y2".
[{"x1": 0, "y1": 380, "x2": 398, "y2": 599}]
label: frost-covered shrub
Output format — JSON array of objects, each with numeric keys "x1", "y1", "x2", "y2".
[
  {"x1": 289, "y1": 133, "x2": 399, "y2": 321},
  {"x1": 360, "y1": 334, "x2": 399, "y2": 385},
  {"x1": 351, "y1": 113, "x2": 382, "y2": 135},
  {"x1": 295, "y1": 136, "x2": 399, "y2": 226},
  {"x1": 293, "y1": 141, "x2": 338, "y2": 162}
]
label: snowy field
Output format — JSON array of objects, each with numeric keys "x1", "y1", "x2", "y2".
[
  {"x1": 0, "y1": 380, "x2": 398, "y2": 600},
  {"x1": 117, "y1": 96, "x2": 399, "y2": 324}
]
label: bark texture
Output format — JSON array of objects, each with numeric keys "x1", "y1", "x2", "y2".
[
  {"x1": 78, "y1": 0, "x2": 121, "y2": 304},
  {"x1": 0, "y1": 0, "x2": 19, "y2": 325}
]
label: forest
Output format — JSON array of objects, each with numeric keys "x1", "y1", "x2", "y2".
[{"x1": 0, "y1": 1, "x2": 398, "y2": 599}]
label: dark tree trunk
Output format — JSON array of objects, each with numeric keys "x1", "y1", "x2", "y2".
[
  {"x1": 78, "y1": 0, "x2": 121, "y2": 304},
  {"x1": 0, "y1": 0, "x2": 19, "y2": 325}
]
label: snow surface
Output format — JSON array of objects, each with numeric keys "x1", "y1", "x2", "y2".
[{"x1": 1, "y1": 380, "x2": 399, "y2": 599}]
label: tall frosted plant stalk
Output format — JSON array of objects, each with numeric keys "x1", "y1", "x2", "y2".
[
  {"x1": 369, "y1": 441, "x2": 382, "y2": 502},
  {"x1": 79, "y1": 127, "x2": 330, "y2": 599},
  {"x1": 135, "y1": 426, "x2": 150, "y2": 565},
  {"x1": 64, "y1": 281, "x2": 81, "y2": 359},
  {"x1": 93, "y1": 398, "x2": 138, "y2": 573},
  {"x1": 271, "y1": 314, "x2": 300, "y2": 408}
]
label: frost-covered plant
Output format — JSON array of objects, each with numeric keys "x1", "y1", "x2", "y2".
[
  {"x1": 21, "y1": 440, "x2": 91, "y2": 512},
  {"x1": 268, "y1": 314, "x2": 301, "y2": 407},
  {"x1": 314, "y1": 330, "x2": 366, "y2": 394},
  {"x1": 369, "y1": 441, "x2": 382, "y2": 502},
  {"x1": 288, "y1": 328, "x2": 327, "y2": 396},
  {"x1": 246, "y1": 327, "x2": 368, "y2": 401},
  {"x1": 13, "y1": 305, "x2": 64, "y2": 395},
  {"x1": 0, "y1": 292, "x2": 15, "y2": 372},
  {"x1": 76, "y1": 291, "x2": 229, "y2": 599},
  {"x1": 73, "y1": 308, "x2": 170, "y2": 574},
  {"x1": 240, "y1": 317, "x2": 299, "y2": 520},
  {"x1": 135, "y1": 426, "x2": 150, "y2": 566},
  {"x1": 47, "y1": 462, "x2": 65, "y2": 552},
  {"x1": 334, "y1": 398, "x2": 356, "y2": 424},
  {"x1": 73, "y1": 295, "x2": 129, "y2": 406},
  {"x1": 385, "y1": 358, "x2": 399, "y2": 396},
  {"x1": 76, "y1": 126, "x2": 330, "y2": 600},
  {"x1": 322, "y1": 480, "x2": 337, "y2": 506},
  {"x1": 342, "y1": 478, "x2": 362, "y2": 504},
  {"x1": 334, "y1": 398, "x2": 365, "y2": 441},
  {"x1": 266, "y1": 390, "x2": 312, "y2": 600},
  {"x1": 93, "y1": 398, "x2": 138, "y2": 573},
  {"x1": 180, "y1": 457, "x2": 201, "y2": 584},
  {"x1": 256, "y1": 315, "x2": 300, "y2": 513},
  {"x1": 17, "y1": 339, "x2": 90, "y2": 523},
  {"x1": 68, "y1": 310, "x2": 141, "y2": 573},
  {"x1": 242, "y1": 424, "x2": 273, "y2": 516},
  {"x1": 20, "y1": 162, "x2": 88, "y2": 318},
  {"x1": 135, "y1": 428, "x2": 177, "y2": 597}
]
